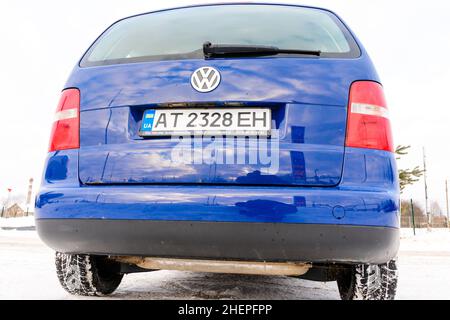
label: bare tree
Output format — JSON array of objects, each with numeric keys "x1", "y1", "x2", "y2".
[
  {"x1": 430, "y1": 200, "x2": 443, "y2": 216},
  {"x1": 401, "y1": 199, "x2": 425, "y2": 218}
]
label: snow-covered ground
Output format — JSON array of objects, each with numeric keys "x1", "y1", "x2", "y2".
[
  {"x1": 0, "y1": 222, "x2": 449, "y2": 300},
  {"x1": 397, "y1": 228, "x2": 450, "y2": 300},
  {"x1": 0, "y1": 216, "x2": 35, "y2": 230}
]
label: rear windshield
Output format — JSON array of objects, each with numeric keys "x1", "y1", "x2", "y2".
[{"x1": 81, "y1": 4, "x2": 360, "y2": 67}]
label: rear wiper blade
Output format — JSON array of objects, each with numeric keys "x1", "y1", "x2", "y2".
[{"x1": 203, "y1": 42, "x2": 321, "y2": 58}]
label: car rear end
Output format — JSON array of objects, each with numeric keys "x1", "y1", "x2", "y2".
[{"x1": 35, "y1": 4, "x2": 400, "y2": 298}]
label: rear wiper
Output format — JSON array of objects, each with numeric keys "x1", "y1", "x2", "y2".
[{"x1": 203, "y1": 42, "x2": 321, "y2": 58}]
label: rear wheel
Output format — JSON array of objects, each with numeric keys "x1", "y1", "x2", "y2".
[
  {"x1": 336, "y1": 260, "x2": 398, "y2": 300},
  {"x1": 55, "y1": 252, "x2": 123, "y2": 296}
]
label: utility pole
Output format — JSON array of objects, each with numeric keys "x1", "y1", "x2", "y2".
[
  {"x1": 446, "y1": 179, "x2": 449, "y2": 229},
  {"x1": 423, "y1": 147, "x2": 431, "y2": 231},
  {"x1": 26, "y1": 178, "x2": 34, "y2": 216}
]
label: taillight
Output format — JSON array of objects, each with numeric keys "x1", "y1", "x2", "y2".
[
  {"x1": 345, "y1": 81, "x2": 393, "y2": 152},
  {"x1": 48, "y1": 88, "x2": 80, "y2": 152}
]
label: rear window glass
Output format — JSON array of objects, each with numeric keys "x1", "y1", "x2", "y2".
[{"x1": 81, "y1": 4, "x2": 360, "y2": 67}]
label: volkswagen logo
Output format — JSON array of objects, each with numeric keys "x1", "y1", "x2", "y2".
[{"x1": 190, "y1": 67, "x2": 221, "y2": 93}]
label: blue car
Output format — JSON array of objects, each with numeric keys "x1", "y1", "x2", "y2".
[{"x1": 36, "y1": 3, "x2": 400, "y2": 300}]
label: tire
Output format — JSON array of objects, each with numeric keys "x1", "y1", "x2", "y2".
[
  {"x1": 55, "y1": 252, "x2": 123, "y2": 296},
  {"x1": 336, "y1": 260, "x2": 398, "y2": 300}
]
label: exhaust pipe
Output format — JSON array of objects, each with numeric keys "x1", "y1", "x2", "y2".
[{"x1": 114, "y1": 256, "x2": 311, "y2": 276}]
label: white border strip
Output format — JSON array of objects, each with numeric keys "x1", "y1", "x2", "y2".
[
  {"x1": 351, "y1": 103, "x2": 389, "y2": 119},
  {"x1": 54, "y1": 108, "x2": 78, "y2": 121}
]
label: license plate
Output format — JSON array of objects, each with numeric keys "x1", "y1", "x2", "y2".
[{"x1": 139, "y1": 108, "x2": 272, "y2": 136}]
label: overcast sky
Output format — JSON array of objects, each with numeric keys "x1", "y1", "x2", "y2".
[{"x1": 0, "y1": 0, "x2": 449, "y2": 213}]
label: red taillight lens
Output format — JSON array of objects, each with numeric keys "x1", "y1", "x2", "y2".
[
  {"x1": 48, "y1": 88, "x2": 80, "y2": 152},
  {"x1": 345, "y1": 81, "x2": 393, "y2": 152}
]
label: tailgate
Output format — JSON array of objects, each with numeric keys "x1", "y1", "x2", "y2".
[{"x1": 75, "y1": 58, "x2": 356, "y2": 187}]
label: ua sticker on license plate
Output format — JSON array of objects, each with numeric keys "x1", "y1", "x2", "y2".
[{"x1": 139, "y1": 108, "x2": 272, "y2": 136}]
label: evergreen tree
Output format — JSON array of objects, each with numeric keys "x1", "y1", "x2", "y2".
[{"x1": 395, "y1": 145, "x2": 424, "y2": 192}]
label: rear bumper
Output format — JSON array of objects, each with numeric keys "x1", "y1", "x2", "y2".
[
  {"x1": 35, "y1": 180, "x2": 400, "y2": 265},
  {"x1": 36, "y1": 219, "x2": 399, "y2": 265}
]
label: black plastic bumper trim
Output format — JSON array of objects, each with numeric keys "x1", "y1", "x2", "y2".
[{"x1": 36, "y1": 219, "x2": 399, "y2": 265}]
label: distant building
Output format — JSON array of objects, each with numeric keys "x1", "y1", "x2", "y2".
[{"x1": 2, "y1": 203, "x2": 29, "y2": 218}]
